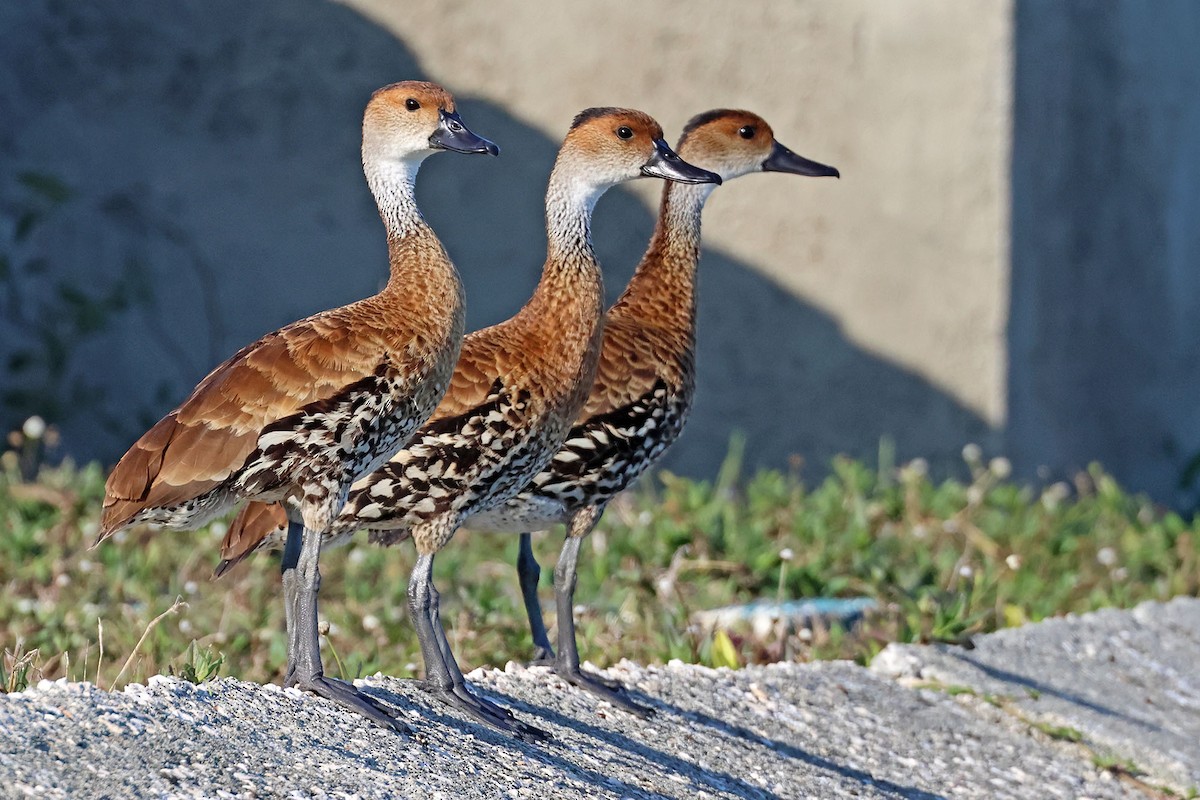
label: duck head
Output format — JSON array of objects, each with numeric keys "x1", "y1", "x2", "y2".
[
  {"x1": 676, "y1": 109, "x2": 838, "y2": 183},
  {"x1": 557, "y1": 107, "x2": 722, "y2": 195},
  {"x1": 362, "y1": 80, "x2": 499, "y2": 168}
]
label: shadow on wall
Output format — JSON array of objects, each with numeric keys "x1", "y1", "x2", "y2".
[
  {"x1": 0, "y1": 0, "x2": 991, "y2": 481},
  {"x1": 1008, "y1": 2, "x2": 1200, "y2": 505}
]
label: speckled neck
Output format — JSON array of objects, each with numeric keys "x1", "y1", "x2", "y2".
[
  {"x1": 542, "y1": 162, "x2": 605, "y2": 264},
  {"x1": 364, "y1": 154, "x2": 430, "y2": 240},
  {"x1": 512, "y1": 153, "x2": 608, "y2": 398},
  {"x1": 615, "y1": 180, "x2": 717, "y2": 330},
  {"x1": 363, "y1": 154, "x2": 460, "y2": 301},
  {"x1": 523, "y1": 157, "x2": 606, "y2": 313}
]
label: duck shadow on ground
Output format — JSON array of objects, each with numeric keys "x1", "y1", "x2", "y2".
[
  {"x1": 944, "y1": 650, "x2": 1163, "y2": 734},
  {"x1": 358, "y1": 677, "x2": 944, "y2": 800}
]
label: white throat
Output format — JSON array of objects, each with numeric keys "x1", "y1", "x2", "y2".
[
  {"x1": 544, "y1": 167, "x2": 612, "y2": 256},
  {"x1": 363, "y1": 151, "x2": 432, "y2": 237}
]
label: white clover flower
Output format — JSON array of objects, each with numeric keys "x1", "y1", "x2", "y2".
[
  {"x1": 183, "y1": 581, "x2": 199, "y2": 595},
  {"x1": 989, "y1": 457, "x2": 1012, "y2": 480},
  {"x1": 362, "y1": 614, "x2": 381, "y2": 632},
  {"x1": 958, "y1": 565, "x2": 973, "y2": 579},
  {"x1": 779, "y1": 548, "x2": 795, "y2": 562},
  {"x1": 962, "y1": 443, "x2": 982, "y2": 464},
  {"x1": 1041, "y1": 482, "x2": 1071, "y2": 510},
  {"x1": 1096, "y1": 547, "x2": 1117, "y2": 567},
  {"x1": 22, "y1": 416, "x2": 46, "y2": 440},
  {"x1": 1005, "y1": 554, "x2": 1022, "y2": 570},
  {"x1": 179, "y1": 618, "x2": 193, "y2": 635}
]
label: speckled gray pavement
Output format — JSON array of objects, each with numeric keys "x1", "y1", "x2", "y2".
[
  {"x1": 1, "y1": 600, "x2": 1196, "y2": 799},
  {"x1": 873, "y1": 596, "x2": 1200, "y2": 793}
]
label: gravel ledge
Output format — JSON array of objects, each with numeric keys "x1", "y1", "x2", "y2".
[
  {"x1": 872, "y1": 596, "x2": 1200, "y2": 792},
  {"x1": 3, "y1": 602, "x2": 1196, "y2": 799}
]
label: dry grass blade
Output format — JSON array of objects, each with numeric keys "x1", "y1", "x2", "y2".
[
  {"x1": 3, "y1": 642, "x2": 41, "y2": 693},
  {"x1": 108, "y1": 596, "x2": 188, "y2": 690},
  {"x1": 95, "y1": 618, "x2": 103, "y2": 686}
]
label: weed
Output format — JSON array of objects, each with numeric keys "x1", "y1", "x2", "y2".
[
  {"x1": 1032, "y1": 720, "x2": 1084, "y2": 743},
  {"x1": 1, "y1": 641, "x2": 41, "y2": 693},
  {"x1": 0, "y1": 446, "x2": 1196, "y2": 689},
  {"x1": 169, "y1": 641, "x2": 224, "y2": 684},
  {"x1": 1091, "y1": 752, "x2": 1144, "y2": 777}
]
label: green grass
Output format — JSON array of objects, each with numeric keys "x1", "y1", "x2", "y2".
[
  {"x1": 1032, "y1": 721, "x2": 1085, "y2": 744},
  {"x1": 1, "y1": 438, "x2": 1197, "y2": 692}
]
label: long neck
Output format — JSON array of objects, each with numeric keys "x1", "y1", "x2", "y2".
[
  {"x1": 364, "y1": 154, "x2": 456, "y2": 296},
  {"x1": 366, "y1": 154, "x2": 428, "y2": 240},
  {"x1": 359, "y1": 153, "x2": 464, "y2": 351},
  {"x1": 520, "y1": 162, "x2": 606, "y2": 327},
  {"x1": 616, "y1": 180, "x2": 716, "y2": 329}
]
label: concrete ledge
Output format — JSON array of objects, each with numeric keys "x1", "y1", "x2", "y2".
[
  {"x1": 873, "y1": 596, "x2": 1200, "y2": 792},
  {"x1": 3, "y1": 601, "x2": 1196, "y2": 798}
]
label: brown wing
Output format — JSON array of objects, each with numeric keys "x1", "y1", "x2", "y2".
[
  {"x1": 211, "y1": 328, "x2": 521, "y2": 574},
  {"x1": 578, "y1": 314, "x2": 679, "y2": 420},
  {"x1": 99, "y1": 310, "x2": 396, "y2": 539},
  {"x1": 423, "y1": 328, "x2": 520, "y2": 424},
  {"x1": 213, "y1": 500, "x2": 290, "y2": 578}
]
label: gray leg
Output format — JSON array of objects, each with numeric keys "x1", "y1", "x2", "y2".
[
  {"x1": 517, "y1": 532, "x2": 555, "y2": 660},
  {"x1": 407, "y1": 552, "x2": 456, "y2": 691},
  {"x1": 281, "y1": 521, "x2": 409, "y2": 734},
  {"x1": 408, "y1": 552, "x2": 547, "y2": 742},
  {"x1": 280, "y1": 520, "x2": 302, "y2": 686},
  {"x1": 551, "y1": 508, "x2": 653, "y2": 718}
]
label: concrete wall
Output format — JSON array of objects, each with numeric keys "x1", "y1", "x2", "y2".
[
  {"x1": 1009, "y1": 2, "x2": 1200, "y2": 502},
  {"x1": 0, "y1": 0, "x2": 1012, "y2": 486},
  {"x1": 341, "y1": 0, "x2": 1016, "y2": 476}
]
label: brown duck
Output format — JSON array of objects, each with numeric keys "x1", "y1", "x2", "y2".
[
  {"x1": 468, "y1": 109, "x2": 838, "y2": 715},
  {"x1": 218, "y1": 108, "x2": 720, "y2": 740},
  {"x1": 94, "y1": 81, "x2": 497, "y2": 733}
]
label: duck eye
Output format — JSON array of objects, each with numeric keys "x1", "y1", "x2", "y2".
[
  {"x1": 617, "y1": 126, "x2": 634, "y2": 140},
  {"x1": 739, "y1": 126, "x2": 755, "y2": 140},
  {"x1": 405, "y1": 98, "x2": 420, "y2": 111}
]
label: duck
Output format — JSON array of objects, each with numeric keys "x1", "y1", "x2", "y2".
[
  {"x1": 94, "y1": 81, "x2": 498, "y2": 733},
  {"x1": 216, "y1": 108, "x2": 721, "y2": 741},
  {"x1": 467, "y1": 109, "x2": 838, "y2": 715}
]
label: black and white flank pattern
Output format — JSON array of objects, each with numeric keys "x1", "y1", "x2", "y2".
[
  {"x1": 299, "y1": 378, "x2": 564, "y2": 546},
  {"x1": 133, "y1": 368, "x2": 435, "y2": 533},
  {"x1": 469, "y1": 378, "x2": 689, "y2": 532},
  {"x1": 232, "y1": 368, "x2": 435, "y2": 528}
]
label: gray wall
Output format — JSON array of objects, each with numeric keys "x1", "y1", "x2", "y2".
[
  {"x1": 6, "y1": 1, "x2": 1198, "y2": 502},
  {"x1": 1, "y1": 0, "x2": 999, "y2": 486},
  {"x1": 1009, "y1": 2, "x2": 1200, "y2": 503}
]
